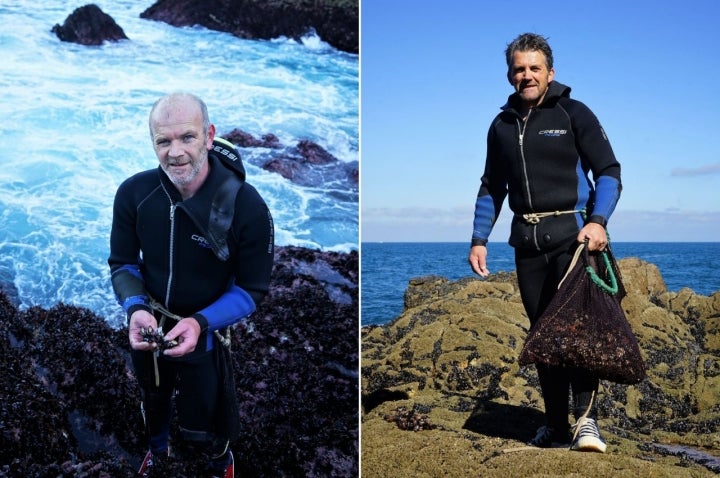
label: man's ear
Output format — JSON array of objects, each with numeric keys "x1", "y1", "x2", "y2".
[{"x1": 206, "y1": 124, "x2": 216, "y2": 149}]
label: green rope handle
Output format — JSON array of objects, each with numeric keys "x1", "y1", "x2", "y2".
[{"x1": 583, "y1": 245, "x2": 618, "y2": 295}]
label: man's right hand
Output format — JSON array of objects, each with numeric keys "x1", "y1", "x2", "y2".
[
  {"x1": 128, "y1": 310, "x2": 158, "y2": 351},
  {"x1": 468, "y1": 245, "x2": 490, "y2": 277}
]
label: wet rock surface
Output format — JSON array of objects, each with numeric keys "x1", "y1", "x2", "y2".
[
  {"x1": 52, "y1": 1, "x2": 358, "y2": 53},
  {"x1": 362, "y1": 257, "x2": 720, "y2": 477},
  {"x1": 140, "y1": 0, "x2": 358, "y2": 54},
  {"x1": 51, "y1": 4, "x2": 129, "y2": 46},
  {"x1": 0, "y1": 246, "x2": 357, "y2": 477},
  {"x1": 223, "y1": 129, "x2": 359, "y2": 190}
]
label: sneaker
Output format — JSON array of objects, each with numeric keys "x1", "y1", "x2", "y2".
[
  {"x1": 527, "y1": 425, "x2": 571, "y2": 448},
  {"x1": 209, "y1": 450, "x2": 234, "y2": 478},
  {"x1": 571, "y1": 417, "x2": 607, "y2": 453},
  {"x1": 138, "y1": 449, "x2": 170, "y2": 477}
]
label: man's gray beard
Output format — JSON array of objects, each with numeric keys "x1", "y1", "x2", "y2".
[{"x1": 163, "y1": 156, "x2": 205, "y2": 187}]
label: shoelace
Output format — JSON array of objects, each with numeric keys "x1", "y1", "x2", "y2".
[
  {"x1": 573, "y1": 417, "x2": 600, "y2": 440},
  {"x1": 571, "y1": 389, "x2": 597, "y2": 443}
]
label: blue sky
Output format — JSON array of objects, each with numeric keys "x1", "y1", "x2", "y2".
[{"x1": 361, "y1": 0, "x2": 720, "y2": 242}]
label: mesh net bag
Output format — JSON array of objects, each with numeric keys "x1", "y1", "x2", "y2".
[{"x1": 518, "y1": 243, "x2": 645, "y2": 384}]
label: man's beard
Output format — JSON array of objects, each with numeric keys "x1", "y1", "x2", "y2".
[{"x1": 163, "y1": 156, "x2": 206, "y2": 187}]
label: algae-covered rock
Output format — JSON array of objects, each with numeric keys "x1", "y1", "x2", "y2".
[
  {"x1": 362, "y1": 258, "x2": 720, "y2": 477},
  {"x1": 0, "y1": 246, "x2": 358, "y2": 477}
]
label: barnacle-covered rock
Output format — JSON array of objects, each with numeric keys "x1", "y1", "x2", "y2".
[{"x1": 362, "y1": 258, "x2": 720, "y2": 476}]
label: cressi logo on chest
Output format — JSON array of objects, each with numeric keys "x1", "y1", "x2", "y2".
[
  {"x1": 191, "y1": 234, "x2": 212, "y2": 249},
  {"x1": 538, "y1": 129, "x2": 567, "y2": 137}
]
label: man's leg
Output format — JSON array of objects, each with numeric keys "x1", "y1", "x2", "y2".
[
  {"x1": 175, "y1": 350, "x2": 233, "y2": 473},
  {"x1": 516, "y1": 239, "x2": 576, "y2": 442},
  {"x1": 131, "y1": 350, "x2": 176, "y2": 455}
]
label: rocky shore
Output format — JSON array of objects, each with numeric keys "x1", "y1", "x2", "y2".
[
  {"x1": 52, "y1": 1, "x2": 358, "y2": 54},
  {"x1": 0, "y1": 246, "x2": 358, "y2": 477},
  {"x1": 361, "y1": 258, "x2": 720, "y2": 477}
]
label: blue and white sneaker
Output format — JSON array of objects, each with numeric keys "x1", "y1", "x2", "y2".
[
  {"x1": 571, "y1": 417, "x2": 607, "y2": 453},
  {"x1": 138, "y1": 449, "x2": 170, "y2": 477},
  {"x1": 527, "y1": 425, "x2": 572, "y2": 448},
  {"x1": 209, "y1": 450, "x2": 234, "y2": 478}
]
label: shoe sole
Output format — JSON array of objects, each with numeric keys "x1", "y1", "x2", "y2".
[
  {"x1": 572, "y1": 437, "x2": 607, "y2": 453},
  {"x1": 528, "y1": 442, "x2": 571, "y2": 449},
  {"x1": 138, "y1": 451, "x2": 152, "y2": 475},
  {"x1": 224, "y1": 450, "x2": 234, "y2": 478}
]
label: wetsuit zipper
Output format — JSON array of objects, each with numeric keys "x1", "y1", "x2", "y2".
[
  {"x1": 166, "y1": 203, "x2": 176, "y2": 307},
  {"x1": 517, "y1": 110, "x2": 540, "y2": 251}
]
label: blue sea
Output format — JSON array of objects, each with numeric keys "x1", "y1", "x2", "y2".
[
  {"x1": 361, "y1": 242, "x2": 720, "y2": 326},
  {"x1": 0, "y1": 1, "x2": 357, "y2": 327}
]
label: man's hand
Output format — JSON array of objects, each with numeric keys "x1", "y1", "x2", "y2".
[
  {"x1": 128, "y1": 310, "x2": 158, "y2": 351},
  {"x1": 162, "y1": 318, "x2": 201, "y2": 357},
  {"x1": 578, "y1": 223, "x2": 608, "y2": 251},
  {"x1": 468, "y1": 245, "x2": 490, "y2": 277}
]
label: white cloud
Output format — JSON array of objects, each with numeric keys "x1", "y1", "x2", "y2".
[
  {"x1": 671, "y1": 163, "x2": 720, "y2": 177},
  {"x1": 362, "y1": 207, "x2": 720, "y2": 243}
]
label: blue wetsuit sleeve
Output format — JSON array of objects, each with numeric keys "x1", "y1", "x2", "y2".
[
  {"x1": 110, "y1": 264, "x2": 151, "y2": 321},
  {"x1": 589, "y1": 175, "x2": 621, "y2": 226},
  {"x1": 192, "y1": 283, "x2": 256, "y2": 333},
  {"x1": 472, "y1": 121, "x2": 507, "y2": 246},
  {"x1": 472, "y1": 195, "x2": 498, "y2": 246},
  {"x1": 565, "y1": 98, "x2": 622, "y2": 227}
]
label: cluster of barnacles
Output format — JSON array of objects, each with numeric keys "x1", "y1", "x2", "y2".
[
  {"x1": 140, "y1": 327, "x2": 178, "y2": 351},
  {"x1": 384, "y1": 406, "x2": 436, "y2": 432}
]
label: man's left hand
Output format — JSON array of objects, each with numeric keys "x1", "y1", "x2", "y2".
[
  {"x1": 578, "y1": 223, "x2": 608, "y2": 251},
  {"x1": 162, "y1": 317, "x2": 201, "y2": 357}
]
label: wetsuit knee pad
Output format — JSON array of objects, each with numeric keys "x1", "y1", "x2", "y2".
[
  {"x1": 178, "y1": 428, "x2": 229, "y2": 458},
  {"x1": 178, "y1": 426, "x2": 212, "y2": 443}
]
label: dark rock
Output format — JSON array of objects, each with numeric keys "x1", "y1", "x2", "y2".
[
  {"x1": 263, "y1": 140, "x2": 358, "y2": 188},
  {"x1": 52, "y1": 4, "x2": 129, "y2": 46},
  {"x1": 0, "y1": 263, "x2": 19, "y2": 307},
  {"x1": 221, "y1": 130, "x2": 358, "y2": 189},
  {"x1": 223, "y1": 129, "x2": 281, "y2": 149},
  {"x1": 140, "y1": 0, "x2": 358, "y2": 54},
  {"x1": 297, "y1": 139, "x2": 337, "y2": 165},
  {"x1": 0, "y1": 245, "x2": 358, "y2": 477}
]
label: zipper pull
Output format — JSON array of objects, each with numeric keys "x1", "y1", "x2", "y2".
[{"x1": 169, "y1": 203, "x2": 176, "y2": 220}]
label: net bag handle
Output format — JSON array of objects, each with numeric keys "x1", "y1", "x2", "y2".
[
  {"x1": 582, "y1": 240, "x2": 619, "y2": 295},
  {"x1": 557, "y1": 241, "x2": 619, "y2": 296}
]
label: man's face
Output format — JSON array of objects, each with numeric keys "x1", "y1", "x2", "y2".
[
  {"x1": 150, "y1": 100, "x2": 214, "y2": 189},
  {"x1": 508, "y1": 50, "x2": 555, "y2": 108}
]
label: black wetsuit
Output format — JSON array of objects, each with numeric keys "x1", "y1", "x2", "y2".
[
  {"x1": 108, "y1": 152, "x2": 273, "y2": 451},
  {"x1": 471, "y1": 81, "x2": 622, "y2": 431}
]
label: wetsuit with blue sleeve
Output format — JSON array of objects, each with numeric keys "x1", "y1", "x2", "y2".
[
  {"x1": 470, "y1": 80, "x2": 622, "y2": 433},
  {"x1": 109, "y1": 153, "x2": 273, "y2": 353},
  {"x1": 471, "y1": 80, "x2": 621, "y2": 251},
  {"x1": 108, "y1": 148, "x2": 273, "y2": 454}
]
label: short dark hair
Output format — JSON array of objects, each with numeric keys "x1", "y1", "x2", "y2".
[{"x1": 505, "y1": 33, "x2": 553, "y2": 72}]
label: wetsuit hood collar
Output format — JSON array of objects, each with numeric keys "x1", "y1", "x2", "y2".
[{"x1": 501, "y1": 80, "x2": 572, "y2": 113}]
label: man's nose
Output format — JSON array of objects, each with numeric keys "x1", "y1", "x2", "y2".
[{"x1": 169, "y1": 141, "x2": 183, "y2": 157}]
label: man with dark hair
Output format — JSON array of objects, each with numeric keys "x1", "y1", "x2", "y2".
[
  {"x1": 109, "y1": 92, "x2": 274, "y2": 476},
  {"x1": 468, "y1": 33, "x2": 621, "y2": 452}
]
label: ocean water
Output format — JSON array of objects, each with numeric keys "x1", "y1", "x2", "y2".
[
  {"x1": 361, "y1": 242, "x2": 720, "y2": 326},
  {"x1": 0, "y1": 1, "x2": 358, "y2": 327}
]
